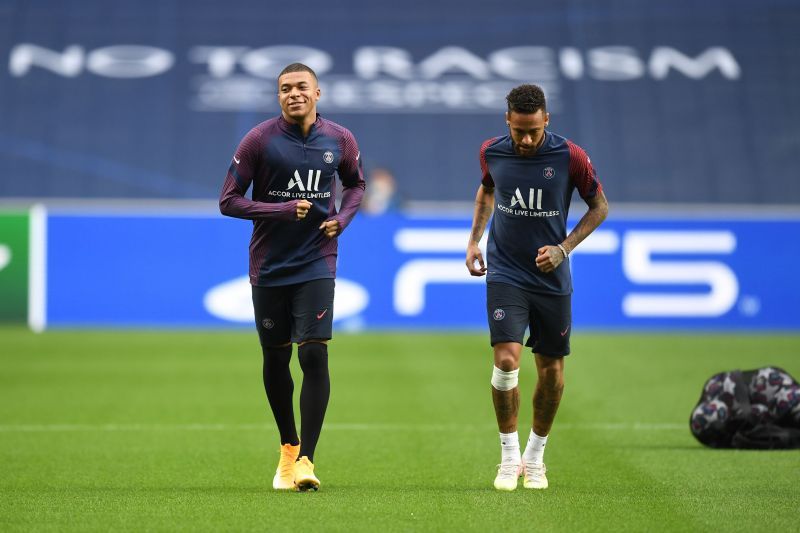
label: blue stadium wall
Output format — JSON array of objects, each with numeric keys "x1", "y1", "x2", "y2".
[{"x1": 1, "y1": 0, "x2": 800, "y2": 204}]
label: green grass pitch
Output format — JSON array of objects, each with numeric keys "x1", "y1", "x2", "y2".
[{"x1": 1, "y1": 328, "x2": 798, "y2": 531}]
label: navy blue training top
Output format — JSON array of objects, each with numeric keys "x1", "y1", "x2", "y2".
[
  {"x1": 220, "y1": 114, "x2": 365, "y2": 287},
  {"x1": 480, "y1": 131, "x2": 602, "y2": 295}
]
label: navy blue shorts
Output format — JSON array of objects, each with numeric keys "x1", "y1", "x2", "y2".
[
  {"x1": 251, "y1": 278, "x2": 335, "y2": 346},
  {"x1": 486, "y1": 282, "x2": 572, "y2": 357}
]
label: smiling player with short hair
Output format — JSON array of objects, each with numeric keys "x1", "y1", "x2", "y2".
[{"x1": 219, "y1": 62, "x2": 365, "y2": 492}]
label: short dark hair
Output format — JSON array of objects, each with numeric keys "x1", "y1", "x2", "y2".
[
  {"x1": 278, "y1": 63, "x2": 318, "y2": 81},
  {"x1": 506, "y1": 84, "x2": 546, "y2": 114}
]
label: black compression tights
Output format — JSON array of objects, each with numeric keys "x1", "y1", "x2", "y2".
[
  {"x1": 297, "y1": 342, "x2": 330, "y2": 462},
  {"x1": 261, "y1": 345, "x2": 299, "y2": 446}
]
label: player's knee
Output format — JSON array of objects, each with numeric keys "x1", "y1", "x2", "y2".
[
  {"x1": 494, "y1": 348, "x2": 518, "y2": 372},
  {"x1": 298, "y1": 342, "x2": 328, "y2": 374},
  {"x1": 262, "y1": 344, "x2": 292, "y2": 368},
  {"x1": 491, "y1": 366, "x2": 519, "y2": 391},
  {"x1": 548, "y1": 378, "x2": 565, "y2": 397},
  {"x1": 539, "y1": 366, "x2": 565, "y2": 393}
]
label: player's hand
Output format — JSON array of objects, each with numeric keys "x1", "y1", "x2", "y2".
[
  {"x1": 535, "y1": 245, "x2": 565, "y2": 273},
  {"x1": 296, "y1": 199, "x2": 312, "y2": 220},
  {"x1": 319, "y1": 218, "x2": 340, "y2": 238},
  {"x1": 466, "y1": 242, "x2": 487, "y2": 276}
]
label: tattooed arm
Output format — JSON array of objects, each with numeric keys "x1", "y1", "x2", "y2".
[
  {"x1": 466, "y1": 184, "x2": 495, "y2": 276},
  {"x1": 563, "y1": 189, "x2": 609, "y2": 254},
  {"x1": 537, "y1": 138, "x2": 609, "y2": 273},
  {"x1": 535, "y1": 190, "x2": 609, "y2": 273}
]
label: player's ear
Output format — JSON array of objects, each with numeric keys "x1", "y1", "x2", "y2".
[
  {"x1": 544, "y1": 112, "x2": 550, "y2": 128},
  {"x1": 505, "y1": 111, "x2": 510, "y2": 125}
]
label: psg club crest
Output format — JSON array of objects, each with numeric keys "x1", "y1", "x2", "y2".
[
  {"x1": 493, "y1": 308, "x2": 505, "y2": 321},
  {"x1": 262, "y1": 318, "x2": 274, "y2": 330},
  {"x1": 543, "y1": 167, "x2": 555, "y2": 179},
  {"x1": 323, "y1": 151, "x2": 334, "y2": 164}
]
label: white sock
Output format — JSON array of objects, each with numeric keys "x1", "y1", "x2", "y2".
[
  {"x1": 522, "y1": 430, "x2": 548, "y2": 464},
  {"x1": 499, "y1": 432, "x2": 520, "y2": 464}
]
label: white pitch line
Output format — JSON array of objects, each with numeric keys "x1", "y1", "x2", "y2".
[{"x1": 0, "y1": 422, "x2": 685, "y2": 433}]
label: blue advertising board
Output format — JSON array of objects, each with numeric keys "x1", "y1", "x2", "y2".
[{"x1": 44, "y1": 211, "x2": 800, "y2": 330}]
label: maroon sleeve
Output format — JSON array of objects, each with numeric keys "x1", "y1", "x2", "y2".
[
  {"x1": 333, "y1": 128, "x2": 365, "y2": 232},
  {"x1": 219, "y1": 127, "x2": 297, "y2": 221},
  {"x1": 480, "y1": 138, "x2": 495, "y2": 187},
  {"x1": 567, "y1": 140, "x2": 603, "y2": 199}
]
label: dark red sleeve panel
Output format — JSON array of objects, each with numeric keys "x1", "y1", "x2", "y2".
[
  {"x1": 219, "y1": 126, "x2": 297, "y2": 221},
  {"x1": 567, "y1": 140, "x2": 603, "y2": 200},
  {"x1": 337, "y1": 128, "x2": 365, "y2": 190},
  {"x1": 479, "y1": 137, "x2": 496, "y2": 188},
  {"x1": 333, "y1": 128, "x2": 365, "y2": 232}
]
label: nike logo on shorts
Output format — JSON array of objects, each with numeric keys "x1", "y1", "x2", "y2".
[
  {"x1": 560, "y1": 326, "x2": 570, "y2": 336},
  {"x1": 316, "y1": 309, "x2": 328, "y2": 320}
]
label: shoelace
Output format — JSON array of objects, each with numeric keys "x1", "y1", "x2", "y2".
[
  {"x1": 496, "y1": 463, "x2": 521, "y2": 477},
  {"x1": 523, "y1": 461, "x2": 545, "y2": 478}
]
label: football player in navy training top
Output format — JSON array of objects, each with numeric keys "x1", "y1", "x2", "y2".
[
  {"x1": 466, "y1": 84, "x2": 608, "y2": 491},
  {"x1": 219, "y1": 63, "x2": 365, "y2": 492}
]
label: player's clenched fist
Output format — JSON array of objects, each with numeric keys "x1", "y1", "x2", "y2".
[
  {"x1": 319, "y1": 219, "x2": 340, "y2": 238},
  {"x1": 535, "y1": 245, "x2": 565, "y2": 273},
  {"x1": 296, "y1": 199, "x2": 312, "y2": 220}
]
